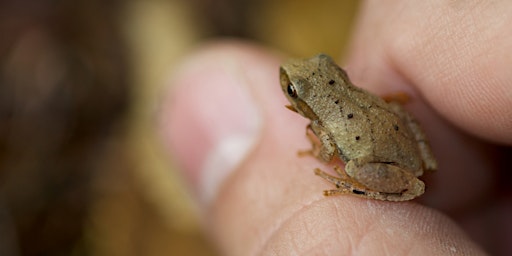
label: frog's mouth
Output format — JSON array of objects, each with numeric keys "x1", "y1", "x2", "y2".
[
  {"x1": 285, "y1": 100, "x2": 319, "y2": 121},
  {"x1": 285, "y1": 105, "x2": 298, "y2": 113}
]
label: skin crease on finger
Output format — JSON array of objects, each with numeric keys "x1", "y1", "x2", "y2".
[{"x1": 168, "y1": 44, "x2": 487, "y2": 255}]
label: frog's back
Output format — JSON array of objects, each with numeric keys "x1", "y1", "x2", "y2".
[
  {"x1": 326, "y1": 97, "x2": 423, "y2": 172},
  {"x1": 286, "y1": 54, "x2": 423, "y2": 172}
]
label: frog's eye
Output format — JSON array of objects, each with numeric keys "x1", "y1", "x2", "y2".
[{"x1": 287, "y1": 83, "x2": 298, "y2": 98}]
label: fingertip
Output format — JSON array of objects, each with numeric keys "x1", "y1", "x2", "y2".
[
  {"x1": 261, "y1": 199, "x2": 486, "y2": 255},
  {"x1": 159, "y1": 42, "x2": 267, "y2": 205}
]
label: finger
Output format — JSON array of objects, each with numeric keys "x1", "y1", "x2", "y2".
[
  {"x1": 158, "y1": 41, "x2": 486, "y2": 255},
  {"x1": 344, "y1": 1, "x2": 497, "y2": 212},
  {"x1": 346, "y1": 0, "x2": 512, "y2": 144}
]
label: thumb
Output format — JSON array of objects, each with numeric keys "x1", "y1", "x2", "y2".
[{"x1": 158, "y1": 42, "x2": 486, "y2": 255}]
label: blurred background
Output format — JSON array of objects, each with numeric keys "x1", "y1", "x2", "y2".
[{"x1": 0, "y1": 0, "x2": 359, "y2": 255}]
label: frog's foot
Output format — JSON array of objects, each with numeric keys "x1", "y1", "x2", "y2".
[
  {"x1": 382, "y1": 92, "x2": 410, "y2": 104},
  {"x1": 298, "y1": 148, "x2": 319, "y2": 158},
  {"x1": 333, "y1": 165, "x2": 349, "y2": 179},
  {"x1": 314, "y1": 168, "x2": 421, "y2": 201}
]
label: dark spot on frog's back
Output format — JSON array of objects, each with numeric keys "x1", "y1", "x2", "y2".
[
  {"x1": 334, "y1": 100, "x2": 339, "y2": 104},
  {"x1": 347, "y1": 113, "x2": 353, "y2": 119},
  {"x1": 352, "y1": 189, "x2": 366, "y2": 195},
  {"x1": 355, "y1": 136, "x2": 360, "y2": 141},
  {"x1": 394, "y1": 125, "x2": 399, "y2": 131},
  {"x1": 328, "y1": 80, "x2": 335, "y2": 85}
]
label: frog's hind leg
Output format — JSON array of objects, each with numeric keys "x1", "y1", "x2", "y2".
[
  {"x1": 314, "y1": 168, "x2": 355, "y2": 194},
  {"x1": 344, "y1": 158, "x2": 425, "y2": 201},
  {"x1": 402, "y1": 114, "x2": 437, "y2": 172},
  {"x1": 314, "y1": 166, "x2": 420, "y2": 201},
  {"x1": 333, "y1": 165, "x2": 349, "y2": 179},
  {"x1": 383, "y1": 93, "x2": 435, "y2": 171},
  {"x1": 314, "y1": 167, "x2": 377, "y2": 198},
  {"x1": 388, "y1": 103, "x2": 437, "y2": 172}
]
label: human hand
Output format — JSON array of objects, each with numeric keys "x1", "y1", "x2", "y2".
[{"x1": 159, "y1": 1, "x2": 511, "y2": 255}]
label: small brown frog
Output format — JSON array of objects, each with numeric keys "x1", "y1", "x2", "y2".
[{"x1": 280, "y1": 54, "x2": 437, "y2": 201}]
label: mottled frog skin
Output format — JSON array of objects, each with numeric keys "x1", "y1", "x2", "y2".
[{"x1": 280, "y1": 54, "x2": 437, "y2": 201}]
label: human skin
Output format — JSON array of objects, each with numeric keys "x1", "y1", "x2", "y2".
[{"x1": 160, "y1": 1, "x2": 512, "y2": 255}]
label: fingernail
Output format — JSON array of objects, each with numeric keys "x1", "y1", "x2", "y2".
[{"x1": 161, "y1": 53, "x2": 262, "y2": 205}]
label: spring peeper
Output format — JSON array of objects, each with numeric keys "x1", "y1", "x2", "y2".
[{"x1": 280, "y1": 54, "x2": 437, "y2": 201}]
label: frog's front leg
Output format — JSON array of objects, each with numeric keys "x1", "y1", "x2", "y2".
[
  {"x1": 298, "y1": 123, "x2": 336, "y2": 163},
  {"x1": 298, "y1": 124, "x2": 321, "y2": 158}
]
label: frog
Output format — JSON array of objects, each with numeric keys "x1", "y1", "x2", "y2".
[{"x1": 279, "y1": 54, "x2": 437, "y2": 201}]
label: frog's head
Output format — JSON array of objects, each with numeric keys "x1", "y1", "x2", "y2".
[
  {"x1": 279, "y1": 54, "x2": 351, "y2": 121},
  {"x1": 279, "y1": 61, "x2": 318, "y2": 121}
]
